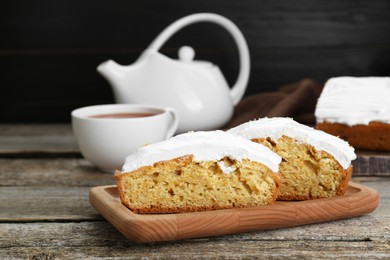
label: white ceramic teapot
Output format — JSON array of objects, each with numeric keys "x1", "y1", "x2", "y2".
[{"x1": 97, "y1": 13, "x2": 250, "y2": 133}]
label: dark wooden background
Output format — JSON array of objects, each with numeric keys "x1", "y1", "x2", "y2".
[{"x1": 1, "y1": 0, "x2": 390, "y2": 123}]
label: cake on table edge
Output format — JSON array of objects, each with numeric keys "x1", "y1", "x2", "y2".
[
  {"x1": 115, "y1": 130, "x2": 281, "y2": 214},
  {"x1": 315, "y1": 76, "x2": 390, "y2": 151},
  {"x1": 228, "y1": 117, "x2": 356, "y2": 201}
]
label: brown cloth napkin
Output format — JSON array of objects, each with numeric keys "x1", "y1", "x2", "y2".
[{"x1": 224, "y1": 78, "x2": 323, "y2": 129}]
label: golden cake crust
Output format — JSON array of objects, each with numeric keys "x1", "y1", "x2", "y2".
[
  {"x1": 115, "y1": 155, "x2": 280, "y2": 214},
  {"x1": 251, "y1": 136, "x2": 352, "y2": 201},
  {"x1": 274, "y1": 165, "x2": 352, "y2": 201},
  {"x1": 316, "y1": 122, "x2": 390, "y2": 151}
]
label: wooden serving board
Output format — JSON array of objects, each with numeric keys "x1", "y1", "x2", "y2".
[{"x1": 89, "y1": 182, "x2": 378, "y2": 243}]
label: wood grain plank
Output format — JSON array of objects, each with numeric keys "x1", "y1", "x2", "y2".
[
  {"x1": 1, "y1": 242, "x2": 389, "y2": 259},
  {"x1": 0, "y1": 136, "x2": 78, "y2": 155},
  {"x1": 1, "y1": 218, "x2": 388, "y2": 245},
  {"x1": 0, "y1": 124, "x2": 73, "y2": 135},
  {"x1": 353, "y1": 151, "x2": 390, "y2": 176},
  {"x1": 353, "y1": 177, "x2": 390, "y2": 217},
  {"x1": 1, "y1": 221, "x2": 389, "y2": 259},
  {"x1": 0, "y1": 124, "x2": 78, "y2": 155},
  {"x1": 0, "y1": 186, "x2": 102, "y2": 221},
  {"x1": 0, "y1": 158, "x2": 115, "y2": 186}
]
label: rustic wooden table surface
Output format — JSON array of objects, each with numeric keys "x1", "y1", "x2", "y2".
[{"x1": 1, "y1": 124, "x2": 389, "y2": 259}]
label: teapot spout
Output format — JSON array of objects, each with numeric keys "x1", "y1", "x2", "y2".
[
  {"x1": 97, "y1": 60, "x2": 126, "y2": 81},
  {"x1": 97, "y1": 60, "x2": 134, "y2": 103}
]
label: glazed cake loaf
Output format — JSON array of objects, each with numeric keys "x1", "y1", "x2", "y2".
[
  {"x1": 115, "y1": 131, "x2": 281, "y2": 214},
  {"x1": 228, "y1": 118, "x2": 356, "y2": 201},
  {"x1": 315, "y1": 77, "x2": 390, "y2": 151}
]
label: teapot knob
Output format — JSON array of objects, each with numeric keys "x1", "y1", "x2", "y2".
[{"x1": 178, "y1": 46, "x2": 195, "y2": 63}]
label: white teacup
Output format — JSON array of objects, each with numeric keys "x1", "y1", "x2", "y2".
[{"x1": 71, "y1": 104, "x2": 179, "y2": 172}]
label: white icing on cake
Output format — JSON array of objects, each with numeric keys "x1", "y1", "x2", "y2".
[
  {"x1": 217, "y1": 161, "x2": 237, "y2": 174},
  {"x1": 121, "y1": 130, "x2": 281, "y2": 173},
  {"x1": 315, "y1": 76, "x2": 390, "y2": 126},
  {"x1": 228, "y1": 117, "x2": 356, "y2": 169}
]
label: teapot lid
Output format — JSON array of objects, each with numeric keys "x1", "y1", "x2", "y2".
[{"x1": 178, "y1": 46, "x2": 213, "y2": 68}]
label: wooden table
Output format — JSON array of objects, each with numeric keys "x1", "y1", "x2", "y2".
[{"x1": 1, "y1": 124, "x2": 389, "y2": 259}]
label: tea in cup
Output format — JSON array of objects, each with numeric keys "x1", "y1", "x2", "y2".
[{"x1": 71, "y1": 104, "x2": 179, "y2": 172}]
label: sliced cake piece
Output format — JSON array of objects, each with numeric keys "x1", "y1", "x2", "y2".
[
  {"x1": 115, "y1": 130, "x2": 281, "y2": 213},
  {"x1": 228, "y1": 117, "x2": 356, "y2": 200}
]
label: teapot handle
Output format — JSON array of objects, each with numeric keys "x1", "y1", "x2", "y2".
[{"x1": 145, "y1": 13, "x2": 250, "y2": 106}]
